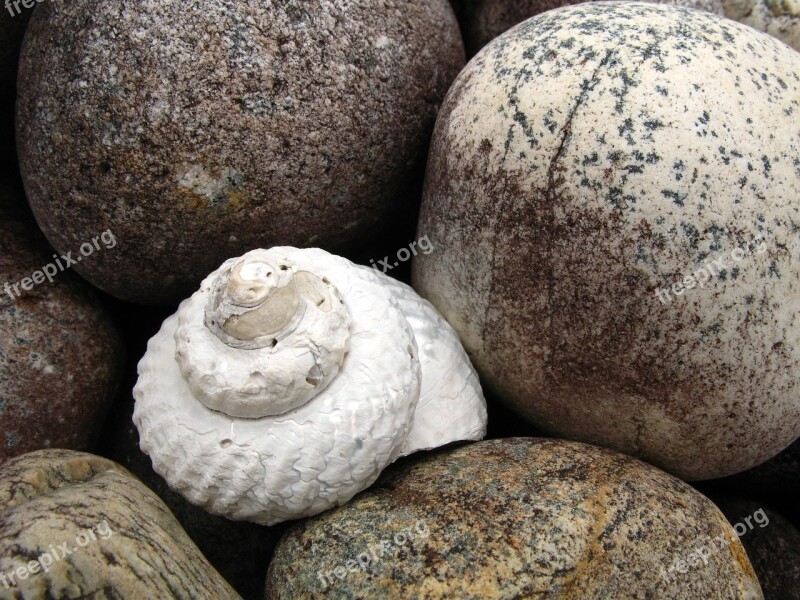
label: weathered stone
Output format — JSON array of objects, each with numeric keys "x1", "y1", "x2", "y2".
[
  {"x1": 17, "y1": 0, "x2": 464, "y2": 304},
  {"x1": 0, "y1": 449, "x2": 240, "y2": 598},
  {"x1": 413, "y1": 2, "x2": 800, "y2": 481},
  {"x1": 266, "y1": 438, "x2": 762, "y2": 599},
  {"x1": 0, "y1": 183, "x2": 123, "y2": 464}
]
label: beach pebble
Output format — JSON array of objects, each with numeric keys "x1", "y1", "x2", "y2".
[
  {"x1": 0, "y1": 449, "x2": 240, "y2": 598},
  {"x1": 414, "y1": 2, "x2": 800, "y2": 480},
  {"x1": 0, "y1": 183, "x2": 123, "y2": 464},
  {"x1": 266, "y1": 438, "x2": 762, "y2": 599},
  {"x1": 16, "y1": 0, "x2": 464, "y2": 304}
]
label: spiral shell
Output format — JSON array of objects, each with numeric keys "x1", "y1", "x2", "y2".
[{"x1": 133, "y1": 247, "x2": 486, "y2": 525}]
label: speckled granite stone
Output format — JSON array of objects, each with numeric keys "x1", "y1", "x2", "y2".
[
  {"x1": 0, "y1": 449, "x2": 240, "y2": 599},
  {"x1": 413, "y1": 2, "x2": 800, "y2": 481},
  {"x1": 713, "y1": 497, "x2": 800, "y2": 600},
  {"x1": 0, "y1": 184, "x2": 123, "y2": 464},
  {"x1": 266, "y1": 438, "x2": 762, "y2": 599},
  {"x1": 722, "y1": 0, "x2": 800, "y2": 51},
  {"x1": 16, "y1": 0, "x2": 464, "y2": 305},
  {"x1": 456, "y1": 0, "x2": 725, "y2": 55}
]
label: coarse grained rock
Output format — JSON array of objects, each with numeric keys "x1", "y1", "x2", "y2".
[
  {"x1": 266, "y1": 438, "x2": 762, "y2": 599},
  {"x1": 455, "y1": 0, "x2": 725, "y2": 55},
  {"x1": 413, "y1": 1, "x2": 800, "y2": 481},
  {"x1": 0, "y1": 183, "x2": 123, "y2": 464},
  {"x1": 17, "y1": 0, "x2": 464, "y2": 304}
]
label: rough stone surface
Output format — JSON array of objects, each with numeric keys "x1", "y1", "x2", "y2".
[
  {"x1": 455, "y1": 0, "x2": 725, "y2": 55},
  {"x1": 17, "y1": 0, "x2": 464, "y2": 304},
  {"x1": 413, "y1": 2, "x2": 800, "y2": 481},
  {"x1": 0, "y1": 449, "x2": 241, "y2": 598},
  {"x1": 0, "y1": 183, "x2": 123, "y2": 464},
  {"x1": 266, "y1": 438, "x2": 762, "y2": 599},
  {"x1": 713, "y1": 497, "x2": 800, "y2": 600},
  {"x1": 722, "y1": 0, "x2": 800, "y2": 52}
]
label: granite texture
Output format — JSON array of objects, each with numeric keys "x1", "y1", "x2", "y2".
[
  {"x1": 413, "y1": 1, "x2": 800, "y2": 481},
  {"x1": 266, "y1": 438, "x2": 762, "y2": 599},
  {"x1": 16, "y1": 0, "x2": 464, "y2": 304},
  {"x1": 0, "y1": 449, "x2": 241, "y2": 599},
  {"x1": 455, "y1": 0, "x2": 725, "y2": 55},
  {"x1": 0, "y1": 183, "x2": 123, "y2": 464}
]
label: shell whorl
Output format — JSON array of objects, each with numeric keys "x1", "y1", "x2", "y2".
[{"x1": 174, "y1": 250, "x2": 351, "y2": 419}]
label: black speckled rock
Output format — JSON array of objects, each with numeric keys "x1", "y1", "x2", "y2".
[
  {"x1": 713, "y1": 497, "x2": 800, "y2": 600},
  {"x1": 0, "y1": 449, "x2": 241, "y2": 598},
  {"x1": 413, "y1": 1, "x2": 800, "y2": 481},
  {"x1": 17, "y1": 0, "x2": 464, "y2": 304},
  {"x1": 266, "y1": 438, "x2": 761, "y2": 599},
  {"x1": 0, "y1": 183, "x2": 123, "y2": 464},
  {"x1": 454, "y1": 0, "x2": 725, "y2": 55}
]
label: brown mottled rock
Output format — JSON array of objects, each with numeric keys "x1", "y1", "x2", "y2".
[
  {"x1": 0, "y1": 183, "x2": 123, "y2": 464},
  {"x1": 17, "y1": 0, "x2": 464, "y2": 305},
  {"x1": 413, "y1": 2, "x2": 800, "y2": 481},
  {"x1": 266, "y1": 438, "x2": 762, "y2": 599},
  {"x1": 0, "y1": 449, "x2": 240, "y2": 598},
  {"x1": 455, "y1": 0, "x2": 725, "y2": 55},
  {"x1": 713, "y1": 497, "x2": 800, "y2": 600}
]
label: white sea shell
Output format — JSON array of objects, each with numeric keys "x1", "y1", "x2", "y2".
[{"x1": 133, "y1": 247, "x2": 487, "y2": 525}]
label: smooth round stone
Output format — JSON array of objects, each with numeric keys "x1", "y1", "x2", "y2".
[
  {"x1": 17, "y1": 0, "x2": 464, "y2": 304},
  {"x1": 0, "y1": 450, "x2": 240, "y2": 598},
  {"x1": 413, "y1": 2, "x2": 800, "y2": 481},
  {"x1": 713, "y1": 497, "x2": 800, "y2": 599},
  {"x1": 454, "y1": 0, "x2": 725, "y2": 55},
  {"x1": 266, "y1": 438, "x2": 761, "y2": 599},
  {"x1": 0, "y1": 184, "x2": 123, "y2": 464}
]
